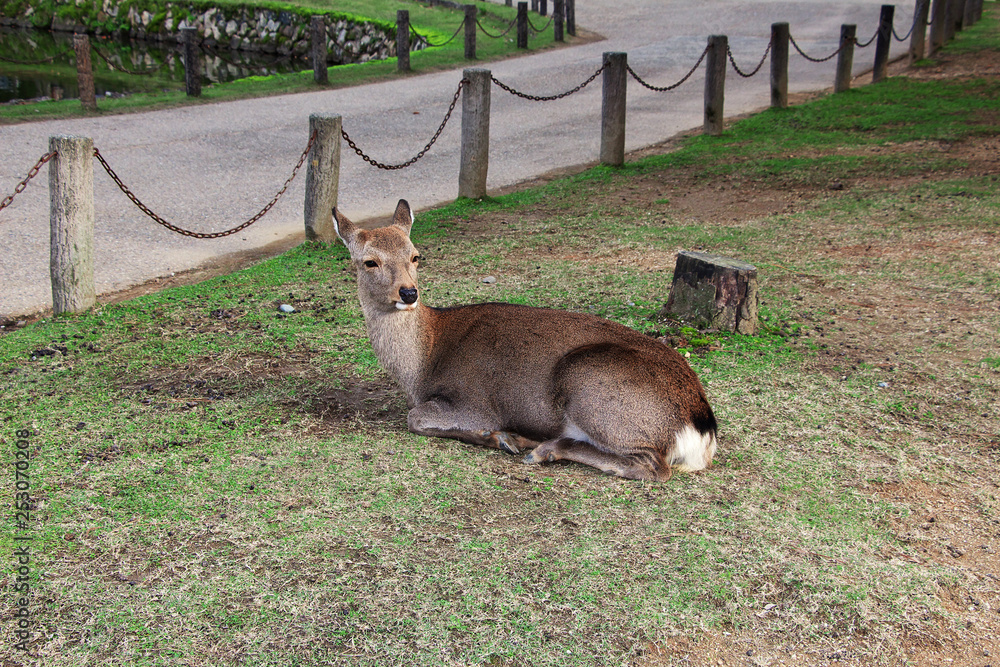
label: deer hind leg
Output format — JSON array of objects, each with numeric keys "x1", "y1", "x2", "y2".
[
  {"x1": 407, "y1": 400, "x2": 539, "y2": 454},
  {"x1": 524, "y1": 437, "x2": 668, "y2": 481}
]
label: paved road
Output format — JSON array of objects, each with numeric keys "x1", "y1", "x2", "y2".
[{"x1": 0, "y1": 0, "x2": 914, "y2": 318}]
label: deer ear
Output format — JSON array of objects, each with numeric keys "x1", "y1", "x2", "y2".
[
  {"x1": 333, "y1": 207, "x2": 357, "y2": 247},
  {"x1": 391, "y1": 199, "x2": 414, "y2": 236}
]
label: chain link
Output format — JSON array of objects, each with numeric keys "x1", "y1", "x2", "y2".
[
  {"x1": 0, "y1": 48, "x2": 73, "y2": 65},
  {"x1": 422, "y1": 17, "x2": 467, "y2": 47},
  {"x1": 789, "y1": 33, "x2": 848, "y2": 62},
  {"x1": 527, "y1": 15, "x2": 554, "y2": 34},
  {"x1": 476, "y1": 17, "x2": 517, "y2": 39},
  {"x1": 0, "y1": 152, "x2": 57, "y2": 215},
  {"x1": 342, "y1": 79, "x2": 465, "y2": 170},
  {"x1": 92, "y1": 45, "x2": 165, "y2": 76},
  {"x1": 727, "y1": 40, "x2": 773, "y2": 78},
  {"x1": 627, "y1": 45, "x2": 709, "y2": 92},
  {"x1": 491, "y1": 63, "x2": 606, "y2": 101},
  {"x1": 855, "y1": 27, "x2": 879, "y2": 48},
  {"x1": 93, "y1": 131, "x2": 316, "y2": 239},
  {"x1": 893, "y1": 18, "x2": 916, "y2": 41},
  {"x1": 407, "y1": 26, "x2": 430, "y2": 50}
]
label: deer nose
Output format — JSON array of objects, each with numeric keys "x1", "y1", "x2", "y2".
[{"x1": 399, "y1": 287, "x2": 418, "y2": 304}]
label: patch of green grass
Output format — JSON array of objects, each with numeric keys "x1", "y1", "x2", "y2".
[
  {"x1": 0, "y1": 0, "x2": 553, "y2": 123},
  {"x1": 4, "y1": 18, "x2": 1000, "y2": 664},
  {"x1": 941, "y1": 8, "x2": 1000, "y2": 53}
]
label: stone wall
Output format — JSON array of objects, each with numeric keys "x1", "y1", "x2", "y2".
[{"x1": 2, "y1": 0, "x2": 427, "y2": 65}]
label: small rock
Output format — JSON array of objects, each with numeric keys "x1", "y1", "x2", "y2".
[
  {"x1": 278, "y1": 304, "x2": 295, "y2": 313},
  {"x1": 878, "y1": 382, "x2": 890, "y2": 388},
  {"x1": 482, "y1": 276, "x2": 497, "y2": 284}
]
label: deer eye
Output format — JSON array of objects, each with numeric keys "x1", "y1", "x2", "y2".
[{"x1": 363, "y1": 260, "x2": 379, "y2": 268}]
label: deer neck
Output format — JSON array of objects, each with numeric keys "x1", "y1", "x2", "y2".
[{"x1": 361, "y1": 301, "x2": 433, "y2": 404}]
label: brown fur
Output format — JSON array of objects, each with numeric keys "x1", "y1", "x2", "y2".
[{"x1": 333, "y1": 199, "x2": 718, "y2": 481}]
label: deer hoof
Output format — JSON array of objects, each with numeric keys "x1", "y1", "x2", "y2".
[
  {"x1": 493, "y1": 431, "x2": 521, "y2": 455},
  {"x1": 523, "y1": 451, "x2": 541, "y2": 465}
]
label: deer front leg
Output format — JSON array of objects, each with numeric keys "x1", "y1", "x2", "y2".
[{"x1": 407, "y1": 400, "x2": 539, "y2": 454}]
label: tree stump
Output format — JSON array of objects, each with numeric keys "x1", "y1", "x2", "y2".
[{"x1": 660, "y1": 251, "x2": 759, "y2": 334}]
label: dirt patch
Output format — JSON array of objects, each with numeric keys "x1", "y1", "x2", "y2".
[
  {"x1": 13, "y1": 38, "x2": 999, "y2": 667},
  {"x1": 297, "y1": 376, "x2": 409, "y2": 433},
  {"x1": 378, "y1": 47, "x2": 1000, "y2": 666}
]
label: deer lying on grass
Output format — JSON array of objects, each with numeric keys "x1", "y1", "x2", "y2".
[{"x1": 333, "y1": 199, "x2": 717, "y2": 481}]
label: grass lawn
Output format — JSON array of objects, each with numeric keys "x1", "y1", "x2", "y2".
[{"x1": 1, "y1": 5, "x2": 999, "y2": 667}]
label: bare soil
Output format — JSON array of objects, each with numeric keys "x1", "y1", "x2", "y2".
[{"x1": 7, "y1": 47, "x2": 998, "y2": 667}]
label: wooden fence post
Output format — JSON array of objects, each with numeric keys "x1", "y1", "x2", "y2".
[
  {"x1": 311, "y1": 16, "x2": 328, "y2": 84},
  {"x1": 459, "y1": 68, "x2": 491, "y2": 199},
  {"x1": 600, "y1": 52, "x2": 627, "y2": 166},
  {"x1": 929, "y1": 0, "x2": 947, "y2": 53},
  {"x1": 397, "y1": 10, "x2": 410, "y2": 72},
  {"x1": 540, "y1": 0, "x2": 547, "y2": 16},
  {"x1": 182, "y1": 27, "x2": 201, "y2": 97},
  {"x1": 704, "y1": 35, "x2": 727, "y2": 137},
  {"x1": 954, "y1": 0, "x2": 968, "y2": 31},
  {"x1": 834, "y1": 24, "x2": 856, "y2": 92},
  {"x1": 304, "y1": 114, "x2": 342, "y2": 242},
  {"x1": 73, "y1": 34, "x2": 97, "y2": 112},
  {"x1": 49, "y1": 135, "x2": 96, "y2": 315},
  {"x1": 517, "y1": 3, "x2": 528, "y2": 48},
  {"x1": 566, "y1": 0, "x2": 575, "y2": 36},
  {"x1": 554, "y1": 0, "x2": 564, "y2": 42},
  {"x1": 944, "y1": 0, "x2": 957, "y2": 41},
  {"x1": 770, "y1": 22, "x2": 789, "y2": 109},
  {"x1": 464, "y1": 5, "x2": 477, "y2": 60},
  {"x1": 910, "y1": 0, "x2": 930, "y2": 61},
  {"x1": 872, "y1": 4, "x2": 894, "y2": 83},
  {"x1": 962, "y1": 0, "x2": 976, "y2": 27}
]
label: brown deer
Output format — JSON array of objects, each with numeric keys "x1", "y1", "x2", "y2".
[{"x1": 333, "y1": 199, "x2": 717, "y2": 481}]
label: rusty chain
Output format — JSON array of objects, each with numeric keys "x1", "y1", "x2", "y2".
[
  {"x1": 91, "y1": 45, "x2": 165, "y2": 75},
  {"x1": 727, "y1": 39, "x2": 773, "y2": 78},
  {"x1": 93, "y1": 131, "x2": 316, "y2": 239},
  {"x1": 491, "y1": 63, "x2": 606, "y2": 101},
  {"x1": 342, "y1": 79, "x2": 465, "y2": 170},
  {"x1": 627, "y1": 45, "x2": 709, "y2": 92},
  {"x1": 0, "y1": 152, "x2": 57, "y2": 215},
  {"x1": 422, "y1": 17, "x2": 466, "y2": 47},
  {"x1": 893, "y1": 18, "x2": 916, "y2": 41},
  {"x1": 0, "y1": 48, "x2": 73, "y2": 65},
  {"x1": 476, "y1": 17, "x2": 517, "y2": 39},
  {"x1": 789, "y1": 33, "x2": 849, "y2": 62},
  {"x1": 855, "y1": 26, "x2": 879, "y2": 48},
  {"x1": 527, "y1": 15, "x2": 554, "y2": 34}
]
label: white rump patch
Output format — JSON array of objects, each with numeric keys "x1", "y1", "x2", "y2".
[{"x1": 670, "y1": 424, "x2": 717, "y2": 472}]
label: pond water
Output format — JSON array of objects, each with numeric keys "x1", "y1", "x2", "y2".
[{"x1": 0, "y1": 27, "x2": 314, "y2": 103}]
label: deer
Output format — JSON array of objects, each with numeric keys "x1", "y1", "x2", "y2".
[{"x1": 332, "y1": 199, "x2": 718, "y2": 481}]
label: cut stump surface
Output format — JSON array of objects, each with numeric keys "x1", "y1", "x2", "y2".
[{"x1": 661, "y1": 251, "x2": 759, "y2": 335}]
